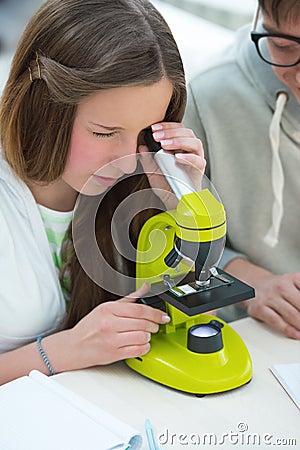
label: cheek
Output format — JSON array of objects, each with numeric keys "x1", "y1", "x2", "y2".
[
  {"x1": 65, "y1": 131, "x2": 105, "y2": 175},
  {"x1": 273, "y1": 67, "x2": 282, "y2": 80},
  {"x1": 272, "y1": 67, "x2": 290, "y2": 86},
  {"x1": 65, "y1": 138, "x2": 85, "y2": 174}
]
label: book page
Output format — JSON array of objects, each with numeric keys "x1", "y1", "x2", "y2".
[
  {"x1": 31, "y1": 370, "x2": 142, "y2": 449},
  {"x1": 270, "y1": 363, "x2": 300, "y2": 410},
  {"x1": 0, "y1": 371, "x2": 142, "y2": 450}
]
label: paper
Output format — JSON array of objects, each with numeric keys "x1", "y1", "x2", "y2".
[
  {"x1": 0, "y1": 370, "x2": 142, "y2": 450},
  {"x1": 270, "y1": 363, "x2": 300, "y2": 410}
]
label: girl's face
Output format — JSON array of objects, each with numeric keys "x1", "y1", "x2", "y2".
[
  {"x1": 263, "y1": 12, "x2": 300, "y2": 103},
  {"x1": 62, "y1": 78, "x2": 173, "y2": 194}
]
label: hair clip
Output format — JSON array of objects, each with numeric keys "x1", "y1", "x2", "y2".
[
  {"x1": 35, "y1": 51, "x2": 41, "y2": 79},
  {"x1": 28, "y1": 51, "x2": 42, "y2": 82},
  {"x1": 28, "y1": 66, "x2": 33, "y2": 83}
]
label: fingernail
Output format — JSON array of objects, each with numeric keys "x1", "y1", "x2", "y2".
[
  {"x1": 162, "y1": 315, "x2": 171, "y2": 323},
  {"x1": 175, "y1": 153, "x2": 188, "y2": 160},
  {"x1": 151, "y1": 123, "x2": 163, "y2": 131},
  {"x1": 153, "y1": 131, "x2": 164, "y2": 140},
  {"x1": 294, "y1": 331, "x2": 300, "y2": 340},
  {"x1": 140, "y1": 282, "x2": 149, "y2": 291},
  {"x1": 160, "y1": 139, "x2": 173, "y2": 146}
]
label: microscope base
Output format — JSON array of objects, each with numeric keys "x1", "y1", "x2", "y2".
[{"x1": 126, "y1": 314, "x2": 252, "y2": 395}]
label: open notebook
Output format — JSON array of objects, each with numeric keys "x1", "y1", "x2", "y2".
[
  {"x1": 0, "y1": 370, "x2": 142, "y2": 450},
  {"x1": 270, "y1": 363, "x2": 300, "y2": 410}
]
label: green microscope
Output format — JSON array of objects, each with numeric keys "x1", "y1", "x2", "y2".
[{"x1": 126, "y1": 129, "x2": 255, "y2": 395}]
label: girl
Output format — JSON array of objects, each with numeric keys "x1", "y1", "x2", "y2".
[{"x1": 0, "y1": 0, "x2": 205, "y2": 384}]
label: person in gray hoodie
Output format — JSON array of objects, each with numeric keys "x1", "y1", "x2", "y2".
[{"x1": 184, "y1": 0, "x2": 300, "y2": 339}]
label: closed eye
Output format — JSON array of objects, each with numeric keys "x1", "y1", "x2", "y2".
[
  {"x1": 93, "y1": 131, "x2": 116, "y2": 138},
  {"x1": 271, "y1": 40, "x2": 295, "y2": 50}
]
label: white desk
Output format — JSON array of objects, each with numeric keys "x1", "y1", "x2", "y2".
[{"x1": 55, "y1": 318, "x2": 299, "y2": 449}]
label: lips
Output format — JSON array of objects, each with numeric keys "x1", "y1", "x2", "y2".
[{"x1": 92, "y1": 174, "x2": 119, "y2": 187}]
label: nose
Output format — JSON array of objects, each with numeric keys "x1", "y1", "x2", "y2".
[{"x1": 111, "y1": 139, "x2": 138, "y2": 174}]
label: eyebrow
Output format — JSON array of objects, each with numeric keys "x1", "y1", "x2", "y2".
[
  {"x1": 263, "y1": 24, "x2": 300, "y2": 40},
  {"x1": 88, "y1": 121, "x2": 124, "y2": 131},
  {"x1": 262, "y1": 23, "x2": 278, "y2": 34}
]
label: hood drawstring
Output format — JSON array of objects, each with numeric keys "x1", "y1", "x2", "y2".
[{"x1": 263, "y1": 91, "x2": 288, "y2": 248}]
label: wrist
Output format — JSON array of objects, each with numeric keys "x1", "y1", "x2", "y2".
[
  {"x1": 224, "y1": 258, "x2": 272, "y2": 286},
  {"x1": 224, "y1": 258, "x2": 273, "y2": 312},
  {"x1": 36, "y1": 336, "x2": 56, "y2": 375},
  {"x1": 41, "y1": 329, "x2": 81, "y2": 374}
]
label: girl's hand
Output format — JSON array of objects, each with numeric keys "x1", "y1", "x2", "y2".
[
  {"x1": 70, "y1": 284, "x2": 171, "y2": 367},
  {"x1": 138, "y1": 122, "x2": 206, "y2": 209}
]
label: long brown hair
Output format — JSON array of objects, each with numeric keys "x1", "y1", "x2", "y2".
[{"x1": 0, "y1": 0, "x2": 187, "y2": 327}]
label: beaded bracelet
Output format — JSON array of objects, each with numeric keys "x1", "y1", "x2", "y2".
[{"x1": 36, "y1": 336, "x2": 56, "y2": 376}]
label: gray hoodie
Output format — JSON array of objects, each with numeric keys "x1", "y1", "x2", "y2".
[{"x1": 184, "y1": 25, "x2": 300, "y2": 275}]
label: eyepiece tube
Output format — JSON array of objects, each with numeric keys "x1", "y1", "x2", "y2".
[{"x1": 154, "y1": 150, "x2": 196, "y2": 200}]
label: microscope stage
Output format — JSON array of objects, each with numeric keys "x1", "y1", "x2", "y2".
[{"x1": 143, "y1": 269, "x2": 255, "y2": 316}]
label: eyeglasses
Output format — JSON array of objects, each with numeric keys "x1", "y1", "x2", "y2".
[{"x1": 250, "y1": 5, "x2": 300, "y2": 67}]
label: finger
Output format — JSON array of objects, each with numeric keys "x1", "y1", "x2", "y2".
[
  {"x1": 118, "y1": 342, "x2": 151, "y2": 360},
  {"x1": 152, "y1": 123, "x2": 204, "y2": 154},
  {"x1": 269, "y1": 310, "x2": 300, "y2": 339},
  {"x1": 118, "y1": 330, "x2": 152, "y2": 347},
  {"x1": 114, "y1": 301, "x2": 171, "y2": 325},
  {"x1": 252, "y1": 305, "x2": 300, "y2": 339},
  {"x1": 139, "y1": 143, "x2": 205, "y2": 174},
  {"x1": 292, "y1": 273, "x2": 300, "y2": 291},
  {"x1": 118, "y1": 283, "x2": 150, "y2": 303},
  {"x1": 159, "y1": 137, "x2": 203, "y2": 155},
  {"x1": 175, "y1": 153, "x2": 206, "y2": 191},
  {"x1": 175, "y1": 153, "x2": 206, "y2": 171},
  {"x1": 281, "y1": 284, "x2": 300, "y2": 313},
  {"x1": 115, "y1": 317, "x2": 160, "y2": 334},
  {"x1": 152, "y1": 127, "x2": 195, "y2": 142},
  {"x1": 151, "y1": 122, "x2": 184, "y2": 132},
  {"x1": 274, "y1": 296, "x2": 300, "y2": 330}
]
